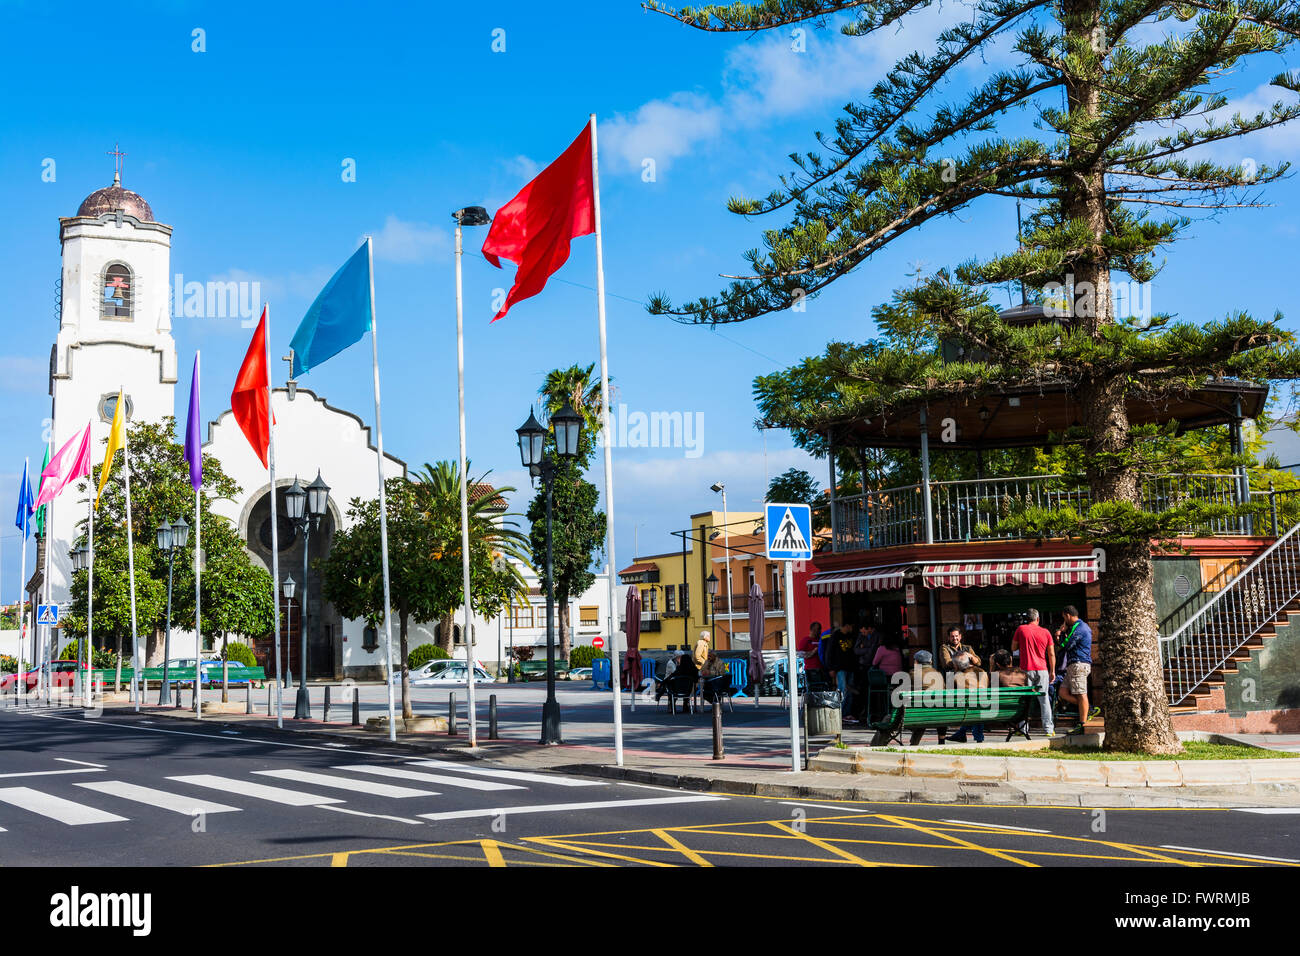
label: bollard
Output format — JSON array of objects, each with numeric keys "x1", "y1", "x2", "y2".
[
  {"x1": 246, "y1": 682, "x2": 252, "y2": 714},
  {"x1": 448, "y1": 693, "x2": 458, "y2": 736},
  {"x1": 324, "y1": 685, "x2": 332, "y2": 723},
  {"x1": 266, "y1": 683, "x2": 273, "y2": 716},
  {"x1": 712, "y1": 700, "x2": 725, "y2": 760},
  {"x1": 488, "y1": 694, "x2": 498, "y2": 740},
  {"x1": 173, "y1": 684, "x2": 181, "y2": 708},
  {"x1": 351, "y1": 689, "x2": 360, "y2": 726}
]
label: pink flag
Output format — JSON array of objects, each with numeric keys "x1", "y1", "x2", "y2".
[{"x1": 34, "y1": 422, "x2": 92, "y2": 509}]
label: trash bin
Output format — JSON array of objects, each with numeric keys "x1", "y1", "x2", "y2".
[{"x1": 805, "y1": 689, "x2": 843, "y2": 736}]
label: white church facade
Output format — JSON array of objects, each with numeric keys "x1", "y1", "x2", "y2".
[{"x1": 32, "y1": 172, "x2": 610, "y2": 679}]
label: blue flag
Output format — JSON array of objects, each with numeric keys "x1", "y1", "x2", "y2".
[
  {"x1": 290, "y1": 240, "x2": 373, "y2": 377},
  {"x1": 14, "y1": 460, "x2": 33, "y2": 538}
]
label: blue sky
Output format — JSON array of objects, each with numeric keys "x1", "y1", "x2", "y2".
[{"x1": 2, "y1": 0, "x2": 1299, "y2": 599}]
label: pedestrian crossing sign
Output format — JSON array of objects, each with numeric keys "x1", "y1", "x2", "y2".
[
  {"x1": 765, "y1": 503, "x2": 813, "y2": 561},
  {"x1": 37, "y1": 604, "x2": 58, "y2": 625}
]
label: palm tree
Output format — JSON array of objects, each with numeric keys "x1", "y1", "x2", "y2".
[
  {"x1": 411, "y1": 461, "x2": 532, "y2": 657},
  {"x1": 539, "y1": 363, "x2": 614, "y2": 456}
]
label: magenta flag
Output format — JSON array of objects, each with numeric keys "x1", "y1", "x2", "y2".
[
  {"x1": 184, "y1": 354, "x2": 202, "y2": 491},
  {"x1": 35, "y1": 422, "x2": 92, "y2": 509}
]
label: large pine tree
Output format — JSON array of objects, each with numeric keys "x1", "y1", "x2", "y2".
[{"x1": 645, "y1": 0, "x2": 1300, "y2": 752}]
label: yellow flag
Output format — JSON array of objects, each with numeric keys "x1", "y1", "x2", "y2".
[{"x1": 95, "y1": 390, "x2": 126, "y2": 508}]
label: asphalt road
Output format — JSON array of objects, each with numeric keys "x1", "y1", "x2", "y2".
[{"x1": 2, "y1": 706, "x2": 1298, "y2": 868}]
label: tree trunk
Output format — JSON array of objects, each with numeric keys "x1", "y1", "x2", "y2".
[
  {"x1": 399, "y1": 610, "x2": 412, "y2": 720},
  {"x1": 1059, "y1": 0, "x2": 1181, "y2": 755},
  {"x1": 113, "y1": 632, "x2": 122, "y2": 693},
  {"x1": 559, "y1": 597, "x2": 572, "y2": 662},
  {"x1": 438, "y1": 611, "x2": 454, "y2": 655},
  {"x1": 221, "y1": 633, "x2": 229, "y2": 704}
]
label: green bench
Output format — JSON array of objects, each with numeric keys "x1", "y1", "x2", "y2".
[
  {"x1": 866, "y1": 684, "x2": 1042, "y2": 747},
  {"x1": 517, "y1": 659, "x2": 569, "y2": 681}
]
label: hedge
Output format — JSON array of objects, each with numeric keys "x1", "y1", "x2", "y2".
[
  {"x1": 568, "y1": 645, "x2": 608, "y2": 669},
  {"x1": 222, "y1": 642, "x2": 258, "y2": 667},
  {"x1": 408, "y1": 643, "x2": 451, "y2": 669}
]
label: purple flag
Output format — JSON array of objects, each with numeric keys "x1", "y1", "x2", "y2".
[{"x1": 184, "y1": 354, "x2": 202, "y2": 491}]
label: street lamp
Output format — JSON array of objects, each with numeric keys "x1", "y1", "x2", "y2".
[
  {"x1": 286, "y1": 472, "x2": 330, "y2": 719},
  {"x1": 156, "y1": 516, "x2": 189, "y2": 704},
  {"x1": 516, "y1": 403, "x2": 582, "y2": 744},
  {"x1": 711, "y1": 482, "x2": 734, "y2": 651},
  {"x1": 282, "y1": 574, "x2": 296, "y2": 690},
  {"x1": 706, "y1": 572, "x2": 719, "y2": 650}
]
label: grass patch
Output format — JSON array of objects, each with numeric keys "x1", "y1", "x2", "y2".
[{"x1": 880, "y1": 741, "x2": 1297, "y2": 760}]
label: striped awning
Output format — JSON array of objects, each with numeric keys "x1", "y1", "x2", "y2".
[
  {"x1": 807, "y1": 565, "x2": 913, "y2": 595},
  {"x1": 921, "y1": 557, "x2": 1099, "y2": 589}
]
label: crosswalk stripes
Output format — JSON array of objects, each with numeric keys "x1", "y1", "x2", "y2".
[
  {"x1": 166, "y1": 774, "x2": 344, "y2": 807},
  {"x1": 75, "y1": 780, "x2": 242, "y2": 815},
  {"x1": 0, "y1": 786, "x2": 129, "y2": 825},
  {"x1": 404, "y1": 759, "x2": 602, "y2": 787},
  {"x1": 253, "y1": 769, "x2": 439, "y2": 798},
  {"x1": 336, "y1": 764, "x2": 525, "y2": 791}
]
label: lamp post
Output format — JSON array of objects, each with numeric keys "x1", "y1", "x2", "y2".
[
  {"x1": 156, "y1": 517, "x2": 190, "y2": 704},
  {"x1": 282, "y1": 574, "x2": 296, "y2": 691},
  {"x1": 286, "y1": 472, "x2": 330, "y2": 719},
  {"x1": 711, "y1": 483, "x2": 734, "y2": 650},
  {"x1": 71, "y1": 541, "x2": 88, "y2": 702},
  {"x1": 706, "y1": 572, "x2": 719, "y2": 651},
  {"x1": 516, "y1": 402, "x2": 583, "y2": 745}
]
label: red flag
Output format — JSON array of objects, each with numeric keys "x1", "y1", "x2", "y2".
[
  {"x1": 232, "y1": 308, "x2": 273, "y2": 468},
  {"x1": 482, "y1": 122, "x2": 595, "y2": 321}
]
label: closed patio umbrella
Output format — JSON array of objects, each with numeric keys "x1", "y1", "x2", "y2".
[
  {"x1": 748, "y1": 582, "x2": 765, "y2": 703},
  {"x1": 623, "y1": 585, "x2": 641, "y2": 693}
]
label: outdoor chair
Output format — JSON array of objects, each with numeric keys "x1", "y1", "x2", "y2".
[
  {"x1": 663, "y1": 673, "x2": 696, "y2": 714},
  {"x1": 726, "y1": 658, "x2": 749, "y2": 699},
  {"x1": 702, "y1": 673, "x2": 734, "y2": 712}
]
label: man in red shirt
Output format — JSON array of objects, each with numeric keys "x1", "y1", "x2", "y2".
[{"x1": 1011, "y1": 608, "x2": 1056, "y2": 737}]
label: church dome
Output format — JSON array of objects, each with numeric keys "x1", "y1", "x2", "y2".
[{"x1": 76, "y1": 173, "x2": 154, "y2": 221}]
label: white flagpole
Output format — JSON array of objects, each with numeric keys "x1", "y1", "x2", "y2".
[
  {"x1": 266, "y1": 304, "x2": 284, "y2": 729},
  {"x1": 17, "y1": 458, "x2": 28, "y2": 709},
  {"x1": 123, "y1": 412, "x2": 140, "y2": 712},
  {"x1": 365, "y1": 236, "x2": 399, "y2": 742},
  {"x1": 589, "y1": 113, "x2": 624, "y2": 766},
  {"x1": 41, "y1": 449, "x2": 52, "y2": 703},
  {"x1": 194, "y1": 350, "x2": 202, "y2": 719},
  {"x1": 84, "y1": 492, "x2": 93, "y2": 708},
  {"x1": 454, "y1": 222, "x2": 477, "y2": 747}
]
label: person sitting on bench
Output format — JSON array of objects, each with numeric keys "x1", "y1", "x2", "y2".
[{"x1": 990, "y1": 648, "x2": 1029, "y2": 686}]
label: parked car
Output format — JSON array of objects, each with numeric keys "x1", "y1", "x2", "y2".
[
  {"x1": 1, "y1": 660, "x2": 102, "y2": 693},
  {"x1": 567, "y1": 667, "x2": 593, "y2": 681},
  {"x1": 389, "y1": 659, "x2": 456, "y2": 683},
  {"x1": 205, "y1": 660, "x2": 254, "y2": 687},
  {"x1": 412, "y1": 662, "x2": 493, "y2": 685}
]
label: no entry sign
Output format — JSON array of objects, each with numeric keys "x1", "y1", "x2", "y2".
[{"x1": 592, "y1": 636, "x2": 605, "y2": 649}]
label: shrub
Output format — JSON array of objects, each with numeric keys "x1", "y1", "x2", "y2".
[
  {"x1": 222, "y1": 642, "x2": 258, "y2": 667},
  {"x1": 59, "y1": 639, "x2": 118, "y2": 669},
  {"x1": 408, "y1": 643, "x2": 450, "y2": 669},
  {"x1": 568, "y1": 644, "x2": 608, "y2": 669},
  {"x1": 0, "y1": 654, "x2": 24, "y2": 674}
]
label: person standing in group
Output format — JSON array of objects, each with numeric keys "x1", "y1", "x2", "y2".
[
  {"x1": 826, "y1": 622, "x2": 858, "y2": 721},
  {"x1": 801, "y1": 621, "x2": 824, "y2": 674},
  {"x1": 1055, "y1": 605, "x2": 1099, "y2": 733},
  {"x1": 1011, "y1": 608, "x2": 1056, "y2": 737}
]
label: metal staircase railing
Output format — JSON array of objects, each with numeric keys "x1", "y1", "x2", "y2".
[{"x1": 1159, "y1": 518, "x2": 1300, "y2": 706}]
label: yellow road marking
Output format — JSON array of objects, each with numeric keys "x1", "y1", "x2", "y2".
[
  {"x1": 330, "y1": 852, "x2": 350, "y2": 867},
  {"x1": 877, "y1": 814, "x2": 1038, "y2": 866},
  {"x1": 651, "y1": 828, "x2": 714, "y2": 866},
  {"x1": 481, "y1": 841, "x2": 507, "y2": 868},
  {"x1": 766, "y1": 820, "x2": 880, "y2": 866},
  {"x1": 523, "y1": 836, "x2": 679, "y2": 867}
]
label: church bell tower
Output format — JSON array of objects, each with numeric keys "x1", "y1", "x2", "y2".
[{"x1": 45, "y1": 160, "x2": 177, "y2": 606}]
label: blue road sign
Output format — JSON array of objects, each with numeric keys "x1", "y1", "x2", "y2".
[
  {"x1": 765, "y1": 503, "x2": 813, "y2": 561},
  {"x1": 37, "y1": 604, "x2": 58, "y2": 625}
]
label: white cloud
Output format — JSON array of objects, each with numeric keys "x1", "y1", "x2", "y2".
[
  {"x1": 601, "y1": 92, "x2": 725, "y2": 173},
  {"x1": 367, "y1": 214, "x2": 452, "y2": 265},
  {"x1": 602, "y1": 5, "x2": 977, "y2": 173},
  {"x1": 505, "y1": 155, "x2": 540, "y2": 181}
]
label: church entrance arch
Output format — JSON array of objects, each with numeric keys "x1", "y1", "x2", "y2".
[{"x1": 241, "y1": 481, "x2": 343, "y2": 681}]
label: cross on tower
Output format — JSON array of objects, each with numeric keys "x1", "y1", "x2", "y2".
[{"x1": 107, "y1": 143, "x2": 126, "y2": 183}]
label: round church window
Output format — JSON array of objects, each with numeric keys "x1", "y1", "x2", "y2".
[
  {"x1": 99, "y1": 393, "x2": 134, "y2": 424},
  {"x1": 258, "y1": 515, "x2": 298, "y2": 552}
]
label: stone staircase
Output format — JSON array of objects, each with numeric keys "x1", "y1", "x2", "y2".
[{"x1": 1159, "y1": 521, "x2": 1300, "y2": 710}]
